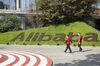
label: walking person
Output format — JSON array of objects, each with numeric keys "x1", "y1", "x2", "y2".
[
  {"x1": 77, "y1": 32, "x2": 83, "y2": 51},
  {"x1": 64, "y1": 35, "x2": 72, "y2": 53}
]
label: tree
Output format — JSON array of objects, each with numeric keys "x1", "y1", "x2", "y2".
[
  {"x1": 0, "y1": 14, "x2": 21, "y2": 33},
  {"x1": 37, "y1": 0, "x2": 96, "y2": 25}
]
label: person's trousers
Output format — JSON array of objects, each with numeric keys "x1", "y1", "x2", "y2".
[
  {"x1": 78, "y1": 44, "x2": 82, "y2": 51},
  {"x1": 65, "y1": 44, "x2": 72, "y2": 53}
]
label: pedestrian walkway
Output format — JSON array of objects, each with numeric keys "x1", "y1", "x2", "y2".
[
  {"x1": 0, "y1": 50, "x2": 53, "y2": 66},
  {"x1": 0, "y1": 45, "x2": 100, "y2": 66}
]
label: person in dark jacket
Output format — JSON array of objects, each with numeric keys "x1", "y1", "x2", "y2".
[
  {"x1": 77, "y1": 32, "x2": 83, "y2": 51},
  {"x1": 64, "y1": 35, "x2": 72, "y2": 53}
]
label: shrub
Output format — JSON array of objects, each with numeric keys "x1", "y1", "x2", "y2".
[{"x1": 0, "y1": 14, "x2": 21, "y2": 33}]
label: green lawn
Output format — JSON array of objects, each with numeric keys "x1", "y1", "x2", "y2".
[{"x1": 0, "y1": 21, "x2": 100, "y2": 46}]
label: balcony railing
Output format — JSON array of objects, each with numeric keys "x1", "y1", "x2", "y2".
[{"x1": 0, "y1": 9, "x2": 38, "y2": 14}]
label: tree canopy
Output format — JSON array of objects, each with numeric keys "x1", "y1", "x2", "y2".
[{"x1": 37, "y1": 0, "x2": 96, "y2": 24}]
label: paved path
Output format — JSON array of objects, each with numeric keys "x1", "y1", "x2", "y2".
[
  {"x1": 0, "y1": 50, "x2": 52, "y2": 66},
  {"x1": 0, "y1": 45, "x2": 100, "y2": 66}
]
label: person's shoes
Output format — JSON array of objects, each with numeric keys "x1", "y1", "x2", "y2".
[
  {"x1": 79, "y1": 49, "x2": 82, "y2": 52},
  {"x1": 69, "y1": 51, "x2": 72, "y2": 53},
  {"x1": 64, "y1": 51, "x2": 66, "y2": 53}
]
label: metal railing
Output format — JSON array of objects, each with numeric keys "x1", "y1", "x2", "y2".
[{"x1": 0, "y1": 9, "x2": 39, "y2": 14}]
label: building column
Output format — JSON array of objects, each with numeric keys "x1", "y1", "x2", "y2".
[{"x1": 16, "y1": 0, "x2": 20, "y2": 10}]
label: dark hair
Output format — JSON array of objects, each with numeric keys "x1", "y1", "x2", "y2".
[{"x1": 69, "y1": 32, "x2": 73, "y2": 34}]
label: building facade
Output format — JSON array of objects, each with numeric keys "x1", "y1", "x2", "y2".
[
  {"x1": 0, "y1": 0, "x2": 37, "y2": 29},
  {"x1": 92, "y1": 0, "x2": 100, "y2": 18},
  {"x1": 0, "y1": 0, "x2": 36, "y2": 14}
]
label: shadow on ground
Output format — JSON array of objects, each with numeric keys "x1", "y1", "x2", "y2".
[
  {"x1": 72, "y1": 49, "x2": 92, "y2": 53},
  {"x1": 54, "y1": 54, "x2": 100, "y2": 66}
]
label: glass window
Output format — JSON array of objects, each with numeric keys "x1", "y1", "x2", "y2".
[
  {"x1": 4, "y1": 0, "x2": 10, "y2": 9},
  {"x1": 0, "y1": 0, "x2": 4, "y2": 9},
  {"x1": 20, "y1": 0, "x2": 36, "y2": 12},
  {"x1": 0, "y1": 0, "x2": 16, "y2": 10},
  {"x1": 0, "y1": 0, "x2": 36, "y2": 12},
  {"x1": 10, "y1": 0, "x2": 16, "y2": 10},
  {"x1": 97, "y1": 0, "x2": 100, "y2": 8},
  {"x1": 19, "y1": 0, "x2": 25, "y2": 11},
  {"x1": 95, "y1": 0, "x2": 100, "y2": 8}
]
